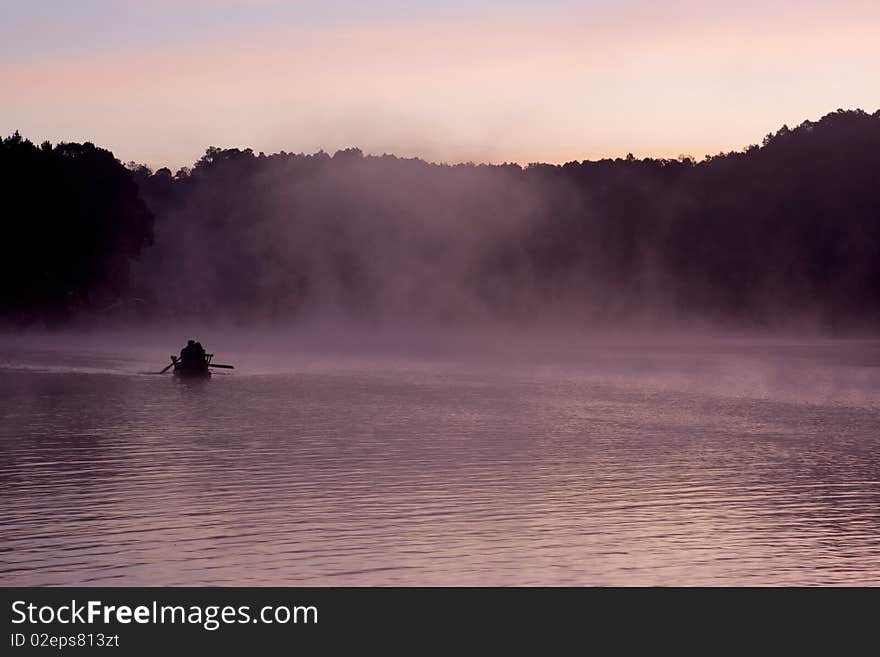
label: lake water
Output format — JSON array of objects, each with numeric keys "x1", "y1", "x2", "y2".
[{"x1": 2, "y1": 331, "x2": 879, "y2": 585}]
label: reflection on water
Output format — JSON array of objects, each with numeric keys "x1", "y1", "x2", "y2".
[{"x1": 1, "y1": 336, "x2": 879, "y2": 585}]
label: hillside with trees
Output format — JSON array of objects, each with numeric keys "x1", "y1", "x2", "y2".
[{"x1": 3, "y1": 109, "x2": 879, "y2": 330}]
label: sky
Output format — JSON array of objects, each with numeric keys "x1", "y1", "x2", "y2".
[{"x1": 2, "y1": 0, "x2": 879, "y2": 170}]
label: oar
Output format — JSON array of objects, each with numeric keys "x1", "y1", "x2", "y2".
[
  {"x1": 208, "y1": 363, "x2": 235, "y2": 369},
  {"x1": 158, "y1": 356, "x2": 177, "y2": 374}
]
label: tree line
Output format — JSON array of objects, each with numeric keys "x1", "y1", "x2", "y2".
[{"x1": 2, "y1": 108, "x2": 879, "y2": 329}]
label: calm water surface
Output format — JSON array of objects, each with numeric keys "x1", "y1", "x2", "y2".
[{"x1": 1, "y1": 334, "x2": 879, "y2": 585}]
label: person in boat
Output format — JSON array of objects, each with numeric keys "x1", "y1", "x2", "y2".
[
  {"x1": 193, "y1": 341, "x2": 207, "y2": 364},
  {"x1": 179, "y1": 339, "x2": 207, "y2": 369},
  {"x1": 179, "y1": 340, "x2": 195, "y2": 365}
]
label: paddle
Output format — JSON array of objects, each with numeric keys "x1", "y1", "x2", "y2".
[
  {"x1": 158, "y1": 356, "x2": 177, "y2": 374},
  {"x1": 157, "y1": 352, "x2": 234, "y2": 373}
]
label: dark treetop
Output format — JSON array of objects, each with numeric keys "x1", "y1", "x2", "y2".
[{"x1": 0, "y1": 134, "x2": 153, "y2": 325}]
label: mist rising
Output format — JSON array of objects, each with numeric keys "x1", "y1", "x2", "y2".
[{"x1": 2, "y1": 108, "x2": 879, "y2": 332}]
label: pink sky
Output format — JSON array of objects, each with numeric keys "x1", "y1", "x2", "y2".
[{"x1": 3, "y1": 1, "x2": 879, "y2": 169}]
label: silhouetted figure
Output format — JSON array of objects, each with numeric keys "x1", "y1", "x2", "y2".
[
  {"x1": 179, "y1": 339, "x2": 203, "y2": 367},
  {"x1": 193, "y1": 341, "x2": 206, "y2": 363},
  {"x1": 172, "y1": 339, "x2": 212, "y2": 378}
]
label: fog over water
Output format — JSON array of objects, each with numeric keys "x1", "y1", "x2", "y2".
[
  {"x1": 5, "y1": 110, "x2": 880, "y2": 330},
  {"x1": 3, "y1": 23, "x2": 879, "y2": 590},
  {"x1": 2, "y1": 329, "x2": 879, "y2": 585}
]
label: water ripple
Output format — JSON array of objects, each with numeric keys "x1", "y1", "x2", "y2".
[{"x1": 1, "y1": 341, "x2": 880, "y2": 585}]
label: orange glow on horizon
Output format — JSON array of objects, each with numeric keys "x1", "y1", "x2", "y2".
[{"x1": 3, "y1": 3, "x2": 879, "y2": 170}]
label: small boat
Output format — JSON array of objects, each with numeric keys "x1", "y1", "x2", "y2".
[
  {"x1": 158, "y1": 351, "x2": 234, "y2": 377},
  {"x1": 172, "y1": 354, "x2": 211, "y2": 378}
]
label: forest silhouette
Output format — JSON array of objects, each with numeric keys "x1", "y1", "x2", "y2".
[{"x1": 2, "y1": 108, "x2": 879, "y2": 330}]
